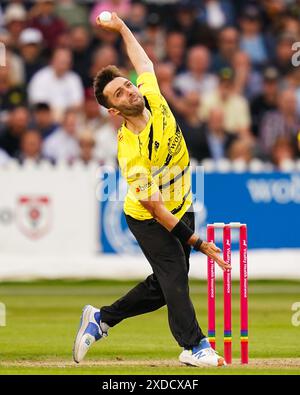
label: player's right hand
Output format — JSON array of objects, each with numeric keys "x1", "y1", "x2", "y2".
[
  {"x1": 96, "y1": 12, "x2": 125, "y2": 33},
  {"x1": 200, "y1": 241, "x2": 232, "y2": 272}
]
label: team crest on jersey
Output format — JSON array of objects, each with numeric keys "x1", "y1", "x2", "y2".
[{"x1": 16, "y1": 195, "x2": 51, "y2": 239}]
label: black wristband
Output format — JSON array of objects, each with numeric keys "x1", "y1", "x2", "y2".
[
  {"x1": 171, "y1": 220, "x2": 194, "y2": 244},
  {"x1": 193, "y1": 238, "x2": 203, "y2": 251}
]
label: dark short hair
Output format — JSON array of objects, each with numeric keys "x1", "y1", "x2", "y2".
[
  {"x1": 93, "y1": 65, "x2": 123, "y2": 108},
  {"x1": 33, "y1": 102, "x2": 51, "y2": 112}
]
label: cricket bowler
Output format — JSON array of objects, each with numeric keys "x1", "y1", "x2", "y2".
[{"x1": 73, "y1": 12, "x2": 231, "y2": 367}]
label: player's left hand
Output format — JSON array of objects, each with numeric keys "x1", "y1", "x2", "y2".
[
  {"x1": 96, "y1": 12, "x2": 125, "y2": 33},
  {"x1": 200, "y1": 241, "x2": 231, "y2": 271}
]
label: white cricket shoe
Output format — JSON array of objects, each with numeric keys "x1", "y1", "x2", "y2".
[
  {"x1": 73, "y1": 305, "x2": 107, "y2": 363},
  {"x1": 179, "y1": 338, "x2": 226, "y2": 367}
]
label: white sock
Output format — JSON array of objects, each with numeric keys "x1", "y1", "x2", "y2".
[{"x1": 100, "y1": 321, "x2": 110, "y2": 333}]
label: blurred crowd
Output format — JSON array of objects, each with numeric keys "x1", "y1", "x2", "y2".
[{"x1": 1, "y1": 0, "x2": 300, "y2": 170}]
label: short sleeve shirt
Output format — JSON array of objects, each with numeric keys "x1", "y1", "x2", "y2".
[{"x1": 118, "y1": 72, "x2": 192, "y2": 220}]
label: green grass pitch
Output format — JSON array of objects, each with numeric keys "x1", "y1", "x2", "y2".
[{"x1": 0, "y1": 279, "x2": 299, "y2": 375}]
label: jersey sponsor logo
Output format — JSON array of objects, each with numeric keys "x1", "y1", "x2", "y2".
[
  {"x1": 160, "y1": 103, "x2": 169, "y2": 130},
  {"x1": 136, "y1": 180, "x2": 153, "y2": 193},
  {"x1": 160, "y1": 103, "x2": 170, "y2": 118},
  {"x1": 167, "y1": 127, "x2": 182, "y2": 156}
]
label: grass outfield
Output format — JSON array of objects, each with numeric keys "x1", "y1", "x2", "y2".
[{"x1": 0, "y1": 279, "x2": 299, "y2": 375}]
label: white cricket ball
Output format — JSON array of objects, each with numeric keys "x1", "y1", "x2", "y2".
[{"x1": 98, "y1": 11, "x2": 112, "y2": 22}]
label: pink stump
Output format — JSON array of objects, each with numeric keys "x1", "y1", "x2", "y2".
[
  {"x1": 223, "y1": 225, "x2": 232, "y2": 364},
  {"x1": 207, "y1": 225, "x2": 215, "y2": 350},
  {"x1": 240, "y1": 225, "x2": 248, "y2": 364}
]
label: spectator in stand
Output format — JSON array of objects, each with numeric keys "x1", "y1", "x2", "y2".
[
  {"x1": 250, "y1": 66, "x2": 279, "y2": 137},
  {"x1": 164, "y1": 31, "x2": 186, "y2": 74},
  {"x1": 18, "y1": 129, "x2": 45, "y2": 164},
  {"x1": 19, "y1": 28, "x2": 45, "y2": 84},
  {"x1": 176, "y1": 92, "x2": 203, "y2": 162},
  {"x1": 198, "y1": 0, "x2": 235, "y2": 30},
  {"x1": 227, "y1": 138, "x2": 254, "y2": 164},
  {"x1": 0, "y1": 65, "x2": 27, "y2": 120},
  {"x1": 79, "y1": 88, "x2": 106, "y2": 134},
  {"x1": 1, "y1": 23, "x2": 25, "y2": 86},
  {"x1": 177, "y1": 96, "x2": 236, "y2": 163},
  {"x1": 171, "y1": 3, "x2": 216, "y2": 49},
  {"x1": 198, "y1": 107, "x2": 236, "y2": 162},
  {"x1": 77, "y1": 131, "x2": 98, "y2": 165},
  {"x1": 70, "y1": 25, "x2": 93, "y2": 88},
  {"x1": 55, "y1": 0, "x2": 89, "y2": 29},
  {"x1": 174, "y1": 45, "x2": 218, "y2": 96},
  {"x1": 142, "y1": 13, "x2": 166, "y2": 61},
  {"x1": 125, "y1": 1, "x2": 147, "y2": 33},
  {"x1": 239, "y1": 5, "x2": 270, "y2": 70},
  {"x1": 0, "y1": 106, "x2": 29, "y2": 157},
  {"x1": 28, "y1": 0, "x2": 66, "y2": 50},
  {"x1": 259, "y1": 88, "x2": 300, "y2": 156},
  {"x1": 89, "y1": 45, "x2": 118, "y2": 87},
  {"x1": 42, "y1": 108, "x2": 80, "y2": 163},
  {"x1": 28, "y1": 47, "x2": 84, "y2": 121},
  {"x1": 211, "y1": 27, "x2": 240, "y2": 72},
  {"x1": 199, "y1": 67, "x2": 251, "y2": 137},
  {"x1": 3, "y1": 4, "x2": 27, "y2": 52},
  {"x1": 31, "y1": 102, "x2": 59, "y2": 139},
  {"x1": 94, "y1": 115, "x2": 120, "y2": 168},
  {"x1": 274, "y1": 33, "x2": 296, "y2": 76},
  {"x1": 271, "y1": 136, "x2": 296, "y2": 169},
  {"x1": 277, "y1": 11, "x2": 300, "y2": 38},
  {"x1": 284, "y1": 67, "x2": 300, "y2": 116},
  {"x1": 261, "y1": 0, "x2": 287, "y2": 22},
  {"x1": 54, "y1": 28, "x2": 73, "y2": 49},
  {"x1": 155, "y1": 62, "x2": 186, "y2": 117},
  {"x1": 4, "y1": 48, "x2": 25, "y2": 87},
  {"x1": 232, "y1": 51, "x2": 263, "y2": 100}
]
